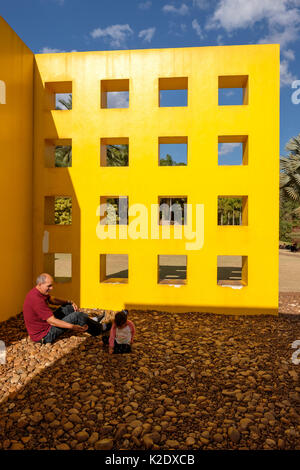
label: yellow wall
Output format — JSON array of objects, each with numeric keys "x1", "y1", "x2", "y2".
[
  {"x1": 34, "y1": 44, "x2": 279, "y2": 315},
  {"x1": 0, "y1": 17, "x2": 33, "y2": 321}
]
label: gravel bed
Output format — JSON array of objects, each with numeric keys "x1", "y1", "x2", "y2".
[{"x1": 0, "y1": 309, "x2": 299, "y2": 451}]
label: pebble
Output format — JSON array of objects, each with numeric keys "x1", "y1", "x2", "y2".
[
  {"x1": 95, "y1": 438, "x2": 114, "y2": 450},
  {"x1": 0, "y1": 310, "x2": 299, "y2": 451}
]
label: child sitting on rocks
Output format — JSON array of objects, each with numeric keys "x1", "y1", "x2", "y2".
[{"x1": 107, "y1": 310, "x2": 135, "y2": 354}]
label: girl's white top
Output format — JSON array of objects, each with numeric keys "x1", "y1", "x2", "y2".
[{"x1": 115, "y1": 325, "x2": 131, "y2": 344}]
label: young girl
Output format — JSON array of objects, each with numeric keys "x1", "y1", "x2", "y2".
[{"x1": 108, "y1": 310, "x2": 135, "y2": 354}]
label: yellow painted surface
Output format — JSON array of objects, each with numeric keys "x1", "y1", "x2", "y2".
[
  {"x1": 33, "y1": 44, "x2": 279, "y2": 314},
  {"x1": 0, "y1": 17, "x2": 34, "y2": 321}
]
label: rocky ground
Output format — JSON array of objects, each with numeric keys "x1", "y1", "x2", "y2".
[{"x1": 0, "y1": 307, "x2": 299, "y2": 451}]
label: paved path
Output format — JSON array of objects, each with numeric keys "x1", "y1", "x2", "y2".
[
  {"x1": 279, "y1": 250, "x2": 300, "y2": 292},
  {"x1": 53, "y1": 251, "x2": 300, "y2": 292}
]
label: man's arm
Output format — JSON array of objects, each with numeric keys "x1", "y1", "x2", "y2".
[{"x1": 46, "y1": 315, "x2": 87, "y2": 332}]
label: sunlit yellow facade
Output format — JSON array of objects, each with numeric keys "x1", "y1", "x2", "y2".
[{"x1": 0, "y1": 14, "x2": 280, "y2": 318}]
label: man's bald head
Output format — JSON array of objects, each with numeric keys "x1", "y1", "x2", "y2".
[
  {"x1": 36, "y1": 273, "x2": 54, "y2": 295},
  {"x1": 36, "y1": 273, "x2": 53, "y2": 285}
]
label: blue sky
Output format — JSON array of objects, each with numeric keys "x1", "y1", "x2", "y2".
[{"x1": 2, "y1": 0, "x2": 300, "y2": 158}]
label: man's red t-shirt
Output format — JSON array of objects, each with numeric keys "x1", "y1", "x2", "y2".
[{"x1": 23, "y1": 288, "x2": 53, "y2": 342}]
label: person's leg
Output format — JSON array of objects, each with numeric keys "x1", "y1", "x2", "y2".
[
  {"x1": 63, "y1": 311, "x2": 104, "y2": 336},
  {"x1": 113, "y1": 341, "x2": 131, "y2": 354},
  {"x1": 42, "y1": 311, "x2": 104, "y2": 343},
  {"x1": 53, "y1": 304, "x2": 74, "y2": 320},
  {"x1": 56, "y1": 307, "x2": 106, "y2": 336}
]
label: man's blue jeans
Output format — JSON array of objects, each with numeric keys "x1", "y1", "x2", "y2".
[{"x1": 41, "y1": 304, "x2": 103, "y2": 344}]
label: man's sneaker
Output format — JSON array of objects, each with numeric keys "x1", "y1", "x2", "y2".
[{"x1": 91, "y1": 313, "x2": 105, "y2": 323}]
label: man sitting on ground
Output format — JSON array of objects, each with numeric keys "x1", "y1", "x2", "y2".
[{"x1": 23, "y1": 273, "x2": 108, "y2": 344}]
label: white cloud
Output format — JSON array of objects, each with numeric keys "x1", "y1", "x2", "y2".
[
  {"x1": 39, "y1": 47, "x2": 66, "y2": 53},
  {"x1": 90, "y1": 24, "x2": 133, "y2": 48},
  {"x1": 107, "y1": 92, "x2": 129, "y2": 108},
  {"x1": 207, "y1": 0, "x2": 300, "y2": 32},
  {"x1": 138, "y1": 1, "x2": 152, "y2": 9},
  {"x1": 219, "y1": 143, "x2": 240, "y2": 155},
  {"x1": 163, "y1": 3, "x2": 189, "y2": 15},
  {"x1": 280, "y1": 59, "x2": 297, "y2": 86},
  {"x1": 192, "y1": 18, "x2": 204, "y2": 38},
  {"x1": 282, "y1": 49, "x2": 296, "y2": 61},
  {"x1": 191, "y1": 0, "x2": 209, "y2": 8},
  {"x1": 206, "y1": 0, "x2": 300, "y2": 87},
  {"x1": 217, "y1": 34, "x2": 224, "y2": 45},
  {"x1": 39, "y1": 47, "x2": 77, "y2": 53},
  {"x1": 138, "y1": 27, "x2": 156, "y2": 43}
]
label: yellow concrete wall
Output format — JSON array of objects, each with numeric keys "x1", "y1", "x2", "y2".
[
  {"x1": 34, "y1": 44, "x2": 279, "y2": 314},
  {"x1": 0, "y1": 17, "x2": 33, "y2": 321}
]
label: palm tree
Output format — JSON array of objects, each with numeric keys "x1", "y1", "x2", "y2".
[
  {"x1": 55, "y1": 145, "x2": 72, "y2": 167},
  {"x1": 218, "y1": 198, "x2": 242, "y2": 225},
  {"x1": 107, "y1": 145, "x2": 128, "y2": 166},
  {"x1": 54, "y1": 94, "x2": 72, "y2": 167},
  {"x1": 280, "y1": 134, "x2": 300, "y2": 205},
  {"x1": 56, "y1": 94, "x2": 72, "y2": 110}
]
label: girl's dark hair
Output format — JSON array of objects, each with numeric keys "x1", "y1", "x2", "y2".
[{"x1": 115, "y1": 311, "x2": 127, "y2": 327}]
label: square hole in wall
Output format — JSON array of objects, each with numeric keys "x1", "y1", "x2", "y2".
[
  {"x1": 45, "y1": 81, "x2": 72, "y2": 110},
  {"x1": 158, "y1": 255, "x2": 187, "y2": 285},
  {"x1": 218, "y1": 136, "x2": 248, "y2": 166},
  {"x1": 218, "y1": 75, "x2": 248, "y2": 106},
  {"x1": 44, "y1": 196, "x2": 72, "y2": 225},
  {"x1": 159, "y1": 137, "x2": 187, "y2": 166},
  {"x1": 159, "y1": 197, "x2": 187, "y2": 225},
  {"x1": 100, "y1": 196, "x2": 128, "y2": 225},
  {"x1": 159, "y1": 77, "x2": 188, "y2": 107},
  {"x1": 100, "y1": 138, "x2": 129, "y2": 166},
  {"x1": 44, "y1": 253, "x2": 72, "y2": 283},
  {"x1": 101, "y1": 79, "x2": 129, "y2": 108},
  {"x1": 100, "y1": 254, "x2": 128, "y2": 283},
  {"x1": 217, "y1": 255, "x2": 248, "y2": 286},
  {"x1": 218, "y1": 196, "x2": 248, "y2": 225},
  {"x1": 45, "y1": 139, "x2": 72, "y2": 168}
]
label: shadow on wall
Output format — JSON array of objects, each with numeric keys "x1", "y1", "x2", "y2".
[{"x1": 34, "y1": 69, "x2": 81, "y2": 307}]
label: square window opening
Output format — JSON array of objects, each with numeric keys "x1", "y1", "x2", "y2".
[
  {"x1": 218, "y1": 196, "x2": 248, "y2": 226},
  {"x1": 100, "y1": 138, "x2": 129, "y2": 166},
  {"x1": 100, "y1": 254, "x2": 128, "y2": 284},
  {"x1": 100, "y1": 196, "x2": 128, "y2": 225},
  {"x1": 217, "y1": 255, "x2": 248, "y2": 286},
  {"x1": 159, "y1": 137, "x2": 187, "y2": 166},
  {"x1": 158, "y1": 255, "x2": 187, "y2": 285},
  {"x1": 44, "y1": 196, "x2": 72, "y2": 225},
  {"x1": 44, "y1": 253, "x2": 72, "y2": 283},
  {"x1": 159, "y1": 77, "x2": 188, "y2": 107},
  {"x1": 159, "y1": 196, "x2": 187, "y2": 225},
  {"x1": 218, "y1": 75, "x2": 248, "y2": 106},
  {"x1": 101, "y1": 79, "x2": 129, "y2": 109},
  {"x1": 45, "y1": 139, "x2": 72, "y2": 168},
  {"x1": 218, "y1": 135, "x2": 248, "y2": 165},
  {"x1": 45, "y1": 81, "x2": 72, "y2": 110}
]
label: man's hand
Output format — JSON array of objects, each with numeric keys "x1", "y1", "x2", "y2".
[
  {"x1": 72, "y1": 324, "x2": 88, "y2": 332},
  {"x1": 109, "y1": 347, "x2": 113, "y2": 355}
]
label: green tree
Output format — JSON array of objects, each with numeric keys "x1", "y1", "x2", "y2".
[
  {"x1": 160, "y1": 153, "x2": 186, "y2": 166},
  {"x1": 55, "y1": 94, "x2": 72, "y2": 167},
  {"x1": 218, "y1": 198, "x2": 242, "y2": 225},
  {"x1": 280, "y1": 133, "x2": 300, "y2": 204},
  {"x1": 54, "y1": 197, "x2": 72, "y2": 225},
  {"x1": 107, "y1": 145, "x2": 128, "y2": 166},
  {"x1": 55, "y1": 145, "x2": 72, "y2": 167}
]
